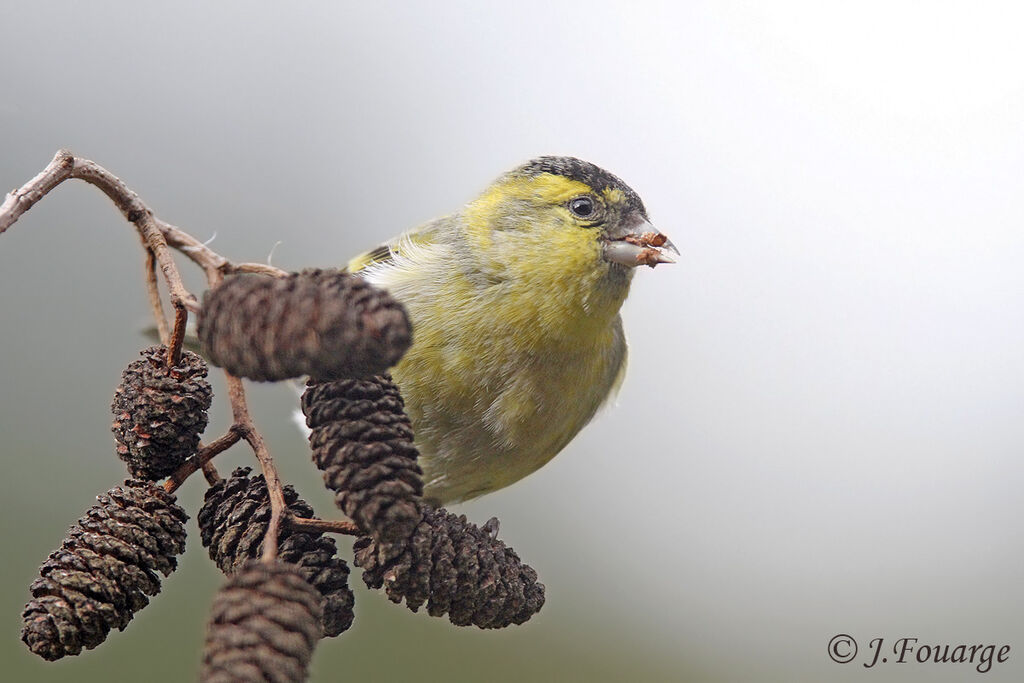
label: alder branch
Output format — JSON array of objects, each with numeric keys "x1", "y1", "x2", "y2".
[
  {"x1": 143, "y1": 246, "x2": 171, "y2": 346},
  {"x1": 1, "y1": 150, "x2": 292, "y2": 553},
  {"x1": 160, "y1": 220, "x2": 288, "y2": 280},
  {"x1": 0, "y1": 149, "x2": 75, "y2": 231},
  {"x1": 287, "y1": 516, "x2": 362, "y2": 537},
  {"x1": 201, "y1": 460, "x2": 222, "y2": 486},
  {"x1": 165, "y1": 429, "x2": 243, "y2": 494},
  {"x1": 67, "y1": 155, "x2": 198, "y2": 317},
  {"x1": 1, "y1": 150, "x2": 287, "y2": 282},
  {"x1": 168, "y1": 304, "x2": 189, "y2": 367},
  {"x1": 225, "y1": 378, "x2": 288, "y2": 563}
]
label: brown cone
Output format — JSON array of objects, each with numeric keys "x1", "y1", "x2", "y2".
[
  {"x1": 200, "y1": 560, "x2": 322, "y2": 683},
  {"x1": 21, "y1": 481, "x2": 188, "y2": 661},
  {"x1": 353, "y1": 504, "x2": 545, "y2": 629},
  {"x1": 198, "y1": 467, "x2": 355, "y2": 637},
  {"x1": 111, "y1": 345, "x2": 212, "y2": 480},
  {"x1": 197, "y1": 269, "x2": 411, "y2": 382},
  {"x1": 302, "y1": 375, "x2": 423, "y2": 543}
]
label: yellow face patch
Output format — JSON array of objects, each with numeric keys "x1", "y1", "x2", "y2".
[
  {"x1": 522, "y1": 173, "x2": 595, "y2": 204},
  {"x1": 463, "y1": 173, "x2": 595, "y2": 246},
  {"x1": 460, "y1": 171, "x2": 635, "y2": 260},
  {"x1": 483, "y1": 175, "x2": 628, "y2": 207},
  {"x1": 471, "y1": 173, "x2": 594, "y2": 210}
]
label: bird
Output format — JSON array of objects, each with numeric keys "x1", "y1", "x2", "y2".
[{"x1": 346, "y1": 156, "x2": 675, "y2": 506}]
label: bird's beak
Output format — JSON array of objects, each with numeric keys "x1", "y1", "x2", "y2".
[{"x1": 602, "y1": 217, "x2": 678, "y2": 268}]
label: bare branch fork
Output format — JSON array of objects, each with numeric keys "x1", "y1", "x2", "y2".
[{"x1": 0, "y1": 150, "x2": 361, "y2": 555}]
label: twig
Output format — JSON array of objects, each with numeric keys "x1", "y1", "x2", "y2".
[
  {"x1": 143, "y1": 247, "x2": 171, "y2": 346},
  {"x1": 0, "y1": 150, "x2": 75, "y2": 232},
  {"x1": 200, "y1": 265, "x2": 290, "y2": 563},
  {"x1": 168, "y1": 304, "x2": 189, "y2": 367},
  {"x1": 232, "y1": 262, "x2": 290, "y2": 276},
  {"x1": 68, "y1": 158, "x2": 199, "y2": 313},
  {"x1": 1, "y1": 150, "x2": 200, "y2": 311},
  {"x1": 287, "y1": 516, "x2": 362, "y2": 537},
  {"x1": 160, "y1": 218, "x2": 288, "y2": 280},
  {"x1": 164, "y1": 429, "x2": 242, "y2": 494},
  {"x1": 225, "y1": 376, "x2": 288, "y2": 563},
  {"x1": 201, "y1": 460, "x2": 222, "y2": 486}
]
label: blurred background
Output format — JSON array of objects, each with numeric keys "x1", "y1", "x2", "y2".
[{"x1": 2, "y1": 2, "x2": 1023, "y2": 681}]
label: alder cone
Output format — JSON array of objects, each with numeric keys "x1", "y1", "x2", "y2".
[
  {"x1": 198, "y1": 467, "x2": 355, "y2": 637},
  {"x1": 21, "y1": 481, "x2": 188, "y2": 661},
  {"x1": 111, "y1": 345, "x2": 212, "y2": 480},
  {"x1": 302, "y1": 375, "x2": 423, "y2": 543},
  {"x1": 353, "y1": 505, "x2": 545, "y2": 629},
  {"x1": 197, "y1": 269, "x2": 411, "y2": 382},
  {"x1": 200, "y1": 560, "x2": 322, "y2": 683}
]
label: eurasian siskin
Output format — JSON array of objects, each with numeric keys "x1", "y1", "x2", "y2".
[{"x1": 348, "y1": 156, "x2": 675, "y2": 504}]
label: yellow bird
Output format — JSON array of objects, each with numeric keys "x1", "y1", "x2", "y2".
[{"x1": 348, "y1": 156, "x2": 675, "y2": 505}]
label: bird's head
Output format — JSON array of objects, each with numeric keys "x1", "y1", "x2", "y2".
[{"x1": 461, "y1": 156, "x2": 676, "y2": 296}]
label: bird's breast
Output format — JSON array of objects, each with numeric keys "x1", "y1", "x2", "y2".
[
  {"x1": 364, "y1": 249, "x2": 630, "y2": 503},
  {"x1": 392, "y1": 300, "x2": 627, "y2": 503}
]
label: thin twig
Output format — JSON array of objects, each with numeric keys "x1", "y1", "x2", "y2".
[
  {"x1": 0, "y1": 150, "x2": 201, "y2": 310},
  {"x1": 226, "y1": 375, "x2": 288, "y2": 563},
  {"x1": 159, "y1": 218, "x2": 288, "y2": 280},
  {"x1": 231, "y1": 262, "x2": 289, "y2": 277},
  {"x1": 287, "y1": 516, "x2": 362, "y2": 537},
  {"x1": 159, "y1": 219, "x2": 229, "y2": 276},
  {"x1": 67, "y1": 159, "x2": 200, "y2": 312},
  {"x1": 168, "y1": 304, "x2": 188, "y2": 367},
  {"x1": 201, "y1": 460, "x2": 222, "y2": 486},
  {"x1": 0, "y1": 150, "x2": 75, "y2": 233},
  {"x1": 198, "y1": 267, "x2": 290, "y2": 562},
  {"x1": 143, "y1": 247, "x2": 171, "y2": 346},
  {"x1": 164, "y1": 429, "x2": 242, "y2": 494}
]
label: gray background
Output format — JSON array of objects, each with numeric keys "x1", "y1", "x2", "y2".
[{"x1": 2, "y1": 2, "x2": 1023, "y2": 682}]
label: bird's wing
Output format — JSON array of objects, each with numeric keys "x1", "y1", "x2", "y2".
[
  {"x1": 344, "y1": 242, "x2": 393, "y2": 273},
  {"x1": 602, "y1": 317, "x2": 630, "y2": 408},
  {"x1": 344, "y1": 221, "x2": 445, "y2": 274}
]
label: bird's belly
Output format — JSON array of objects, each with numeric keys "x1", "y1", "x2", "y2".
[{"x1": 393, "y1": 337, "x2": 624, "y2": 505}]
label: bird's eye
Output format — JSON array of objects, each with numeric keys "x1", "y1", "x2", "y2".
[{"x1": 568, "y1": 196, "x2": 596, "y2": 219}]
